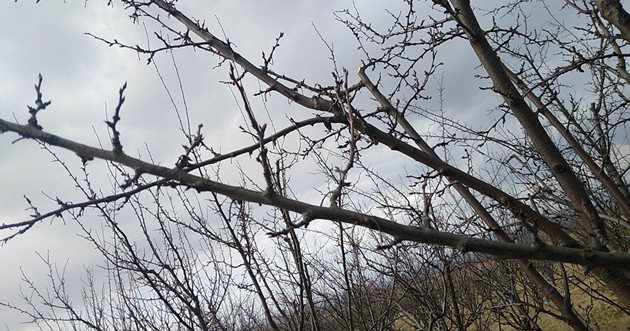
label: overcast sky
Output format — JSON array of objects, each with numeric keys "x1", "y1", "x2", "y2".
[
  {"x1": 0, "y1": 1, "x2": 592, "y2": 330},
  {"x1": 0, "y1": 2, "x2": 400, "y2": 329}
]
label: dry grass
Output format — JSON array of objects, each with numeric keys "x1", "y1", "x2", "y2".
[
  {"x1": 537, "y1": 267, "x2": 630, "y2": 331},
  {"x1": 392, "y1": 263, "x2": 630, "y2": 330}
]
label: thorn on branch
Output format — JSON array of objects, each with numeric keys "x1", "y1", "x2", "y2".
[
  {"x1": 27, "y1": 74, "x2": 52, "y2": 130},
  {"x1": 106, "y1": 82, "x2": 127, "y2": 154},
  {"x1": 457, "y1": 240, "x2": 470, "y2": 254},
  {"x1": 175, "y1": 123, "x2": 206, "y2": 169},
  {"x1": 432, "y1": 0, "x2": 454, "y2": 14},
  {"x1": 267, "y1": 211, "x2": 314, "y2": 237},
  {"x1": 76, "y1": 153, "x2": 94, "y2": 165},
  {"x1": 23, "y1": 195, "x2": 41, "y2": 218},
  {"x1": 262, "y1": 32, "x2": 284, "y2": 72},
  {"x1": 121, "y1": 169, "x2": 143, "y2": 190},
  {"x1": 376, "y1": 237, "x2": 403, "y2": 250},
  {"x1": 54, "y1": 197, "x2": 69, "y2": 209}
]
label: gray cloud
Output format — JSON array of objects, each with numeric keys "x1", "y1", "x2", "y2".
[{"x1": 0, "y1": 1, "x2": 600, "y2": 329}]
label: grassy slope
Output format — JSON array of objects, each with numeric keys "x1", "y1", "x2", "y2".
[
  {"x1": 537, "y1": 271, "x2": 630, "y2": 331},
  {"x1": 394, "y1": 264, "x2": 630, "y2": 330}
]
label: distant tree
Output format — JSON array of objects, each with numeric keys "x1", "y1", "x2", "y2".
[{"x1": 1, "y1": 0, "x2": 630, "y2": 330}]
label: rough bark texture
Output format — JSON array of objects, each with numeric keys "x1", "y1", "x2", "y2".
[
  {"x1": 594, "y1": 0, "x2": 630, "y2": 41},
  {"x1": 449, "y1": 0, "x2": 630, "y2": 310}
]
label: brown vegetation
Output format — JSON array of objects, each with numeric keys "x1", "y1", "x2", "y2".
[{"x1": 1, "y1": 0, "x2": 630, "y2": 330}]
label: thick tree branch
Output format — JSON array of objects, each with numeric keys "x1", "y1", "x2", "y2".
[
  {"x1": 594, "y1": 0, "x2": 630, "y2": 41},
  {"x1": 449, "y1": 0, "x2": 630, "y2": 308},
  {"x1": 2, "y1": 118, "x2": 630, "y2": 269}
]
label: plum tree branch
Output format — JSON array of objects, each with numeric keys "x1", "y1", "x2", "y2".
[{"x1": 2, "y1": 118, "x2": 630, "y2": 269}]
